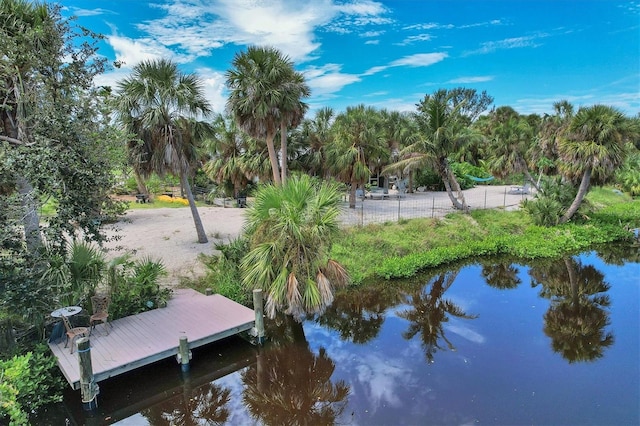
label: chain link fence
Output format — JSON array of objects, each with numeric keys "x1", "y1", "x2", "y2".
[{"x1": 338, "y1": 185, "x2": 534, "y2": 226}]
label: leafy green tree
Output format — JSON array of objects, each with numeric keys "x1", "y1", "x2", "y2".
[
  {"x1": 226, "y1": 46, "x2": 309, "y2": 186},
  {"x1": 115, "y1": 59, "x2": 213, "y2": 243},
  {"x1": 327, "y1": 104, "x2": 386, "y2": 208},
  {"x1": 558, "y1": 104, "x2": 637, "y2": 223},
  {"x1": 241, "y1": 174, "x2": 349, "y2": 319},
  {"x1": 0, "y1": 0, "x2": 124, "y2": 256}
]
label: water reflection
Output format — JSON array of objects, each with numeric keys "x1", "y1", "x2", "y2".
[
  {"x1": 141, "y1": 382, "x2": 231, "y2": 425},
  {"x1": 315, "y1": 283, "x2": 402, "y2": 344},
  {"x1": 397, "y1": 270, "x2": 478, "y2": 363},
  {"x1": 531, "y1": 257, "x2": 614, "y2": 363},
  {"x1": 242, "y1": 339, "x2": 349, "y2": 424},
  {"x1": 480, "y1": 261, "x2": 522, "y2": 289}
]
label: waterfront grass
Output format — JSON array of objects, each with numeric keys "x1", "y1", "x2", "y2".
[{"x1": 332, "y1": 191, "x2": 640, "y2": 284}]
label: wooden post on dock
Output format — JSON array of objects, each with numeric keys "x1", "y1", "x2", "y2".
[
  {"x1": 178, "y1": 336, "x2": 191, "y2": 372},
  {"x1": 77, "y1": 337, "x2": 99, "y2": 411},
  {"x1": 253, "y1": 289, "x2": 265, "y2": 344}
]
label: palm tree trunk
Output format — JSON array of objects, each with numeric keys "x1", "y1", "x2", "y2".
[
  {"x1": 265, "y1": 132, "x2": 281, "y2": 186},
  {"x1": 180, "y1": 172, "x2": 208, "y2": 243},
  {"x1": 133, "y1": 170, "x2": 149, "y2": 196},
  {"x1": 559, "y1": 167, "x2": 591, "y2": 224},
  {"x1": 447, "y1": 167, "x2": 469, "y2": 213},
  {"x1": 520, "y1": 161, "x2": 540, "y2": 192},
  {"x1": 280, "y1": 122, "x2": 287, "y2": 185},
  {"x1": 348, "y1": 180, "x2": 357, "y2": 209},
  {"x1": 408, "y1": 170, "x2": 414, "y2": 193}
]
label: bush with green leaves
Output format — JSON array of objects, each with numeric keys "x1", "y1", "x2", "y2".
[
  {"x1": 197, "y1": 237, "x2": 251, "y2": 306},
  {"x1": 0, "y1": 344, "x2": 64, "y2": 425},
  {"x1": 107, "y1": 256, "x2": 171, "y2": 319},
  {"x1": 615, "y1": 151, "x2": 640, "y2": 196},
  {"x1": 523, "y1": 176, "x2": 583, "y2": 226}
]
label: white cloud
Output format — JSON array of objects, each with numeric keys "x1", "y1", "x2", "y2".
[
  {"x1": 107, "y1": 35, "x2": 186, "y2": 67},
  {"x1": 127, "y1": 0, "x2": 392, "y2": 64},
  {"x1": 447, "y1": 76, "x2": 494, "y2": 84},
  {"x1": 303, "y1": 64, "x2": 361, "y2": 96},
  {"x1": 362, "y1": 52, "x2": 448, "y2": 76},
  {"x1": 70, "y1": 7, "x2": 115, "y2": 17},
  {"x1": 396, "y1": 33, "x2": 433, "y2": 45},
  {"x1": 365, "y1": 39, "x2": 380, "y2": 45},
  {"x1": 196, "y1": 68, "x2": 228, "y2": 114},
  {"x1": 464, "y1": 33, "x2": 549, "y2": 56}
]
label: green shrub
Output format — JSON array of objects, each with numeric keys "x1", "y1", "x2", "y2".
[
  {"x1": 107, "y1": 256, "x2": 171, "y2": 319},
  {"x1": 195, "y1": 238, "x2": 251, "y2": 306},
  {"x1": 0, "y1": 344, "x2": 64, "y2": 425}
]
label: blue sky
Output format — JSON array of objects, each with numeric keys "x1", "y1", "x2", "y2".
[{"x1": 59, "y1": 0, "x2": 639, "y2": 117}]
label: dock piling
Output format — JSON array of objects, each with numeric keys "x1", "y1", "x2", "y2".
[
  {"x1": 253, "y1": 289, "x2": 265, "y2": 344},
  {"x1": 177, "y1": 336, "x2": 191, "y2": 372},
  {"x1": 77, "y1": 337, "x2": 99, "y2": 411}
]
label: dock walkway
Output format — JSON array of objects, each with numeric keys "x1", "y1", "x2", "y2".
[{"x1": 48, "y1": 288, "x2": 255, "y2": 390}]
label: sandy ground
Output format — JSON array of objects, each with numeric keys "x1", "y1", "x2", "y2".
[
  {"x1": 104, "y1": 185, "x2": 531, "y2": 285},
  {"x1": 104, "y1": 205, "x2": 247, "y2": 284}
]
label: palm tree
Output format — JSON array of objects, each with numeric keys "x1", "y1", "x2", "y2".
[
  {"x1": 326, "y1": 104, "x2": 386, "y2": 208},
  {"x1": 484, "y1": 107, "x2": 539, "y2": 190},
  {"x1": 226, "y1": 46, "x2": 309, "y2": 186},
  {"x1": 379, "y1": 109, "x2": 420, "y2": 192},
  {"x1": 203, "y1": 113, "x2": 253, "y2": 198},
  {"x1": 289, "y1": 106, "x2": 335, "y2": 178},
  {"x1": 558, "y1": 104, "x2": 636, "y2": 223},
  {"x1": 241, "y1": 174, "x2": 349, "y2": 319},
  {"x1": 115, "y1": 59, "x2": 212, "y2": 243},
  {"x1": 399, "y1": 89, "x2": 481, "y2": 212}
]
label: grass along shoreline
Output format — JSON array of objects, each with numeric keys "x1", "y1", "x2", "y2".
[{"x1": 331, "y1": 188, "x2": 640, "y2": 284}]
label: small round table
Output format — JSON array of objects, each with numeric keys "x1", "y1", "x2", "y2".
[{"x1": 51, "y1": 306, "x2": 82, "y2": 318}]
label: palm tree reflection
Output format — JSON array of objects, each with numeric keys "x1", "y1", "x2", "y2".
[
  {"x1": 141, "y1": 382, "x2": 231, "y2": 425},
  {"x1": 531, "y1": 257, "x2": 614, "y2": 363},
  {"x1": 316, "y1": 283, "x2": 403, "y2": 344},
  {"x1": 398, "y1": 270, "x2": 478, "y2": 363},
  {"x1": 242, "y1": 343, "x2": 349, "y2": 425},
  {"x1": 480, "y1": 261, "x2": 522, "y2": 289}
]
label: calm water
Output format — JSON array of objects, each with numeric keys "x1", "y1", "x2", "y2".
[{"x1": 56, "y1": 245, "x2": 639, "y2": 425}]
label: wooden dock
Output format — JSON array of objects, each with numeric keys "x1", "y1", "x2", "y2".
[{"x1": 48, "y1": 288, "x2": 256, "y2": 390}]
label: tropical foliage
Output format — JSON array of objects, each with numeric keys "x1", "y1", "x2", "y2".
[
  {"x1": 226, "y1": 46, "x2": 309, "y2": 185},
  {"x1": 241, "y1": 174, "x2": 349, "y2": 319}
]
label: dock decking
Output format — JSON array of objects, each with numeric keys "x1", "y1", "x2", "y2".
[{"x1": 48, "y1": 288, "x2": 256, "y2": 390}]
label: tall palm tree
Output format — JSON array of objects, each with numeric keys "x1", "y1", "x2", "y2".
[
  {"x1": 558, "y1": 104, "x2": 636, "y2": 223},
  {"x1": 115, "y1": 59, "x2": 212, "y2": 243},
  {"x1": 327, "y1": 104, "x2": 386, "y2": 208},
  {"x1": 226, "y1": 46, "x2": 309, "y2": 186},
  {"x1": 241, "y1": 174, "x2": 349, "y2": 319}
]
